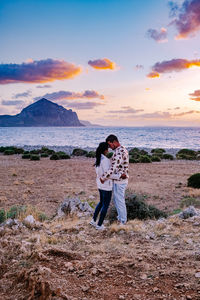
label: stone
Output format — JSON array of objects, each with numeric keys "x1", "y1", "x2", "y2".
[
  {"x1": 179, "y1": 206, "x2": 198, "y2": 219},
  {"x1": 57, "y1": 197, "x2": 93, "y2": 218},
  {"x1": 23, "y1": 215, "x2": 36, "y2": 228},
  {"x1": 195, "y1": 272, "x2": 200, "y2": 278}
]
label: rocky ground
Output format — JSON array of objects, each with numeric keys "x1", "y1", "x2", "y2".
[
  {"x1": 0, "y1": 208, "x2": 200, "y2": 300},
  {"x1": 0, "y1": 154, "x2": 200, "y2": 299},
  {"x1": 1, "y1": 155, "x2": 200, "y2": 216}
]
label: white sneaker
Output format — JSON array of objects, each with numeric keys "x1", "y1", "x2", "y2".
[
  {"x1": 89, "y1": 219, "x2": 96, "y2": 227},
  {"x1": 96, "y1": 224, "x2": 105, "y2": 231}
]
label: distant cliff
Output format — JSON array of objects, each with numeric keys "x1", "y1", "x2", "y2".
[{"x1": 0, "y1": 98, "x2": 84, "y2": 127}]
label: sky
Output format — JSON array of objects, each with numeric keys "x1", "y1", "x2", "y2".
[{"x1": 1, "y1": 0, "x2": 200, "y2": 126}]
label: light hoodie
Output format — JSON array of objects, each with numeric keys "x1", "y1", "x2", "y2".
[
  {"x1": 96, "y1": 154, "x2": 120, "y2": 191},
  {"x1": 101, "y1": 145, "x2": 129, "y2": 185}
]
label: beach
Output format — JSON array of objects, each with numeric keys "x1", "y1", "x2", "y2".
[{"x1": 1, "y1": 153, "x2": 200, "y2": 216}]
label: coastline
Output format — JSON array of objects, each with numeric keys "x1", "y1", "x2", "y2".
[{"x1": 21, "y1": 145, "x2": 189, "y2": 156}]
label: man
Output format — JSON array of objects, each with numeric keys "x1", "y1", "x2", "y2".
[{"x1": 100, "y1": 134, "x2": 129, "y2": 224}]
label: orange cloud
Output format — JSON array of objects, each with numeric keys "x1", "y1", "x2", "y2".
[
  {"x1": 189, "y1": 89, "x2": 200, "y2": 101},
  {"x1": 0, "y1": 59, "x2": 82, "y2": 84},
  {"x1": 147, "y1": 58, "x2": 200, "y2": 78},
  {"x1": 147, "y1": 72, "x2": 160, "y2": 78},
  {"x1": 88, "y1": 58, "x2": 116, "y2": 70}
]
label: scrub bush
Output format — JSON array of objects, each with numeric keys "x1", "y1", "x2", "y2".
[
  {"x1": 176, "y1": 149, "x2": 197, "y2": 160},
  {"x1": 107, "y1": 193, "x2": 167, "y2": 223},
  {"x1": 40, "y1": 153, "x2": 49, "y2": 158},
  {"x1": 22, "y1": 154, "x2": 31, "y2": 159},
  {"x1": 151, "y1": 155, "x2": 161, "y2": 162},
  {"x1": 50, "y1": 153, "x2": 60, "y2": 160},
  {"x1": 86, "y1": 151, "x2": 96, "y2": 158},
  {"x1": 4, "y1": 149, "x2": 15, "y2": 155},
  {"x1": 72, "y1": 148, "x2": 88, "y2": 156},
  {"x1": 139, "y1": 155, "x2": 152, "y2": 163},
  {"x1": 151, "y1": 148, "x2": 166, "y2": 154},
  {"x1": 187, "y1": 173, "x2": 200, "y2": 188},
  {"x1": 0, "y1": 209, "x2": 6, "y2": 223},
  {"x1": 163, "y1": 153, "x2": 174, "y2": 160},
  {"x1": 30, "y1": 154, "x2": 40, "y2": 161}
]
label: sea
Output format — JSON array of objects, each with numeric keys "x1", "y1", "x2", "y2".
[{"x1": 0, "y1": 127, "x2": 199, "y2": 153}]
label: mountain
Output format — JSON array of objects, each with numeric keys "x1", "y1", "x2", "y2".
[
  {"x1": 0, "y1": 98, "x2": 84, "y2": 127},
  {"x1": 80, "y1": 120, "x2": 103, "y2": 127}
]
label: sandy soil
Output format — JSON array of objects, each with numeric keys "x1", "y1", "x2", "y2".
[{"x1": 0, "y1": 154, "x2": 200, "y2": 216}]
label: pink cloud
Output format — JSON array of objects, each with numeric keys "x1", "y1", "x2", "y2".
[
  {"x1": 147, "y1": 58, "x2": 200, "y2": 78},
  {"x1": 34, "y1": 90, "x2": 104, "y2": 102},
  {"x1": 0, "y1": 59, "x2": 82, "y2": 84},
  {"x1": 171, "y1": 0, "x2": 200, "y2": 39}
]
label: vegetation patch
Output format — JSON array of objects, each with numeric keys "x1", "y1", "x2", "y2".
[
  {"x1": 187, "y1": 173, "x2": 200, "y2": 189},
  {"x1": 107, "y1": 192, "x2": 167, "y2": 223},
  {"x1": 72, "y1": 148, "x2": 88, "y2": 156},
  {"x1": 151, "y1": 155, "x2": 161, "y2": 162},
  {"x1": 180, "y1": 197, "x2": 200, "y2": 208},
  {"x1": 30, "y1": 154, "x2": 40, "y2": 161},
  {"x1": 22, "y1": 154, "x2": 31, "y2": 159},
  {"x1": 86, "y1": 151, "x2": 96, "y2": 158},
  {"x1": 163, "y1": 153, "x2": 174, "y2": 160},
  {"x1": 176, "y1": 149, "x2": 197, "y2": 160}
]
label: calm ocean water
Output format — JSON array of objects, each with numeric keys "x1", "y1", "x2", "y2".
[{"x1": 0, "y1": 127, "x2": 200, "y2": 150}]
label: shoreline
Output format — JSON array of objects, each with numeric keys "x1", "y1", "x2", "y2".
[{"x1": 16, "y1": 145, "x2": 196, "y2": 156}]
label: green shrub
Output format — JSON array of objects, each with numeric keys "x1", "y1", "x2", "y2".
[
  {"x1": 187, "y1": 173, "x2": 200, "y2": 188},
  {"x1": 0, "y1": 146, "x2": 6, "y2": 153},
  {"x1": 151, "y1": 155, "x2": 161, "y2": 162},
  {"x1": 176, "y1": 149, "x2": 197, "y2": 160},
  {"x1": 30, "y1": 149, "x2": 41, "y2": 155},
  {"x1": 4, "y1": 149, "x2": 15, "y2": 155},
  {"x1": 170, "y1": 208, "x2": 182, "y2": 215},
  {"x1": 72, "y1": 148, "x2": 88, "y2": 156},
  {"x1": 58, "y1": 153, "x2": 70, "y2": 159},
  {"x1": 107, "y1": 193, "x2": 167, "y2": 223},
  {"x1": 176, "y1": 153, "x2": 196, "y2": 160},
  {"x1": 7, "y1": 205, "x2": 25, "y2": 219},
  {"x1": 86, "y1": 151, "x2": 96, "y2": 158},
  {"x1": 30, "y1": 154, "x2": 40, "y2": 161},
  {"x1": 22, "y1": 154, "x2": 31, "y2": 159},
  {"x1": 24, "y1": 151, "x2": 30, "y2": 154},
  {"x1": 180, "y1": 197, "x2": 200, "y2": 208},
  {"x1": 129, "y1": 148, "x2": 140, "y2": 155},
  {"x1": 40, "y1": 153, "x2": 49, "y2": 158},
  {"x1": 139, "y1": 155, "x2": 152, "y2": 163},
  {"x1": 106, "y1": 152, "x2": 113, "y2": 159},
  {"x1": 38, "y1": 212, "x2": 48, "y2": 222},
  {"x1": 140, "y1": 150, "x2": 148, "y2": 156},
  {"x1": 151, "y1": 148, "x2": 166, "y2": 154},
  {"x1": 163, "y1": 153, "x2": 174, "y2": 160},
  {"x1": 129, "y1": 157, "x2": 139, "y2": 163},
  {"x1": 14, "y1": 147, "x2": 24, "y2": 154},
  {"x1": 0, "y1": 209, "x2": 6, "y2": 223},
  {"x1": 50, "y1": 153, "x2": 60, "y2": 160}
]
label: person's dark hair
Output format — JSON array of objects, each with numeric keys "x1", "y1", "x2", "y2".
[
  {"x1": 106, "y1": 134, "x2": 118, "y2": 143},
  {"x1": 95, "y1": 142, "x2": 108, "y2": 167}
]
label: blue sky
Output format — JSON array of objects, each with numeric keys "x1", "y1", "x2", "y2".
[{"x1": 1, "y1": 0, "x2": 200, "y2": 126}]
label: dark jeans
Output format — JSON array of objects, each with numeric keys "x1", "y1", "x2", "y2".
[{"x1": 93, "y1": 189, "x2": 112, "y2": 226}]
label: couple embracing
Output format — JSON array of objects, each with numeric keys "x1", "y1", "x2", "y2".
[{"x1": 90, "y1": 134, "x2": 129, "y2": 230}]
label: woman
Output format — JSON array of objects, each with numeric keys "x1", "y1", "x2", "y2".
[{"x1": 90, "y1": 142, "x2": 123, "y2": 230}]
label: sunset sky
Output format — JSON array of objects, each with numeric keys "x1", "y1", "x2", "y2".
[{"x1": 1, "y1": 0, "x2": 200, "y2": 126}]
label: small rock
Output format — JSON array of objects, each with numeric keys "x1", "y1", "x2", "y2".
[
  {"x1": 153, "y1": 287, "x2": 159, "y2": 292},
  {"x1": 179, "y1": 206, "x2": 198, "y2": 219},
  {"x1": 140, "y1": 273, "x2": 147, "y2": 280},
  {"x1": 195, "y1": 272, "x2": 200, "y2": 278}
]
